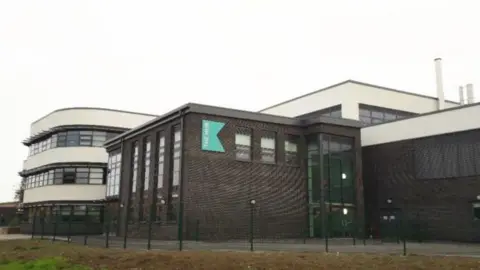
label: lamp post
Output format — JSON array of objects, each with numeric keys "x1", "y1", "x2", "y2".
[{"x1": 249, "y1": 199, "x2": 256, "y2": 252}]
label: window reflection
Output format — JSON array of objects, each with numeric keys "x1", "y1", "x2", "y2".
[
  {"x1": 28, "y1": 130, "x2": 122, "y2": 156},
  {"x1": 359, "y1": 104, "x2": 417, "y2": 126},
  {"x1": 24, "y1": 167, "x2": 105, "y2": 189}
]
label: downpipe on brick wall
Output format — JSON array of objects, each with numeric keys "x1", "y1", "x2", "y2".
[{"x1": 177, "y1": 110, "x2": 186, "y2": 251}]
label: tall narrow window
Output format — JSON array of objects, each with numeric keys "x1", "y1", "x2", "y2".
[
  {"x1": 285, "y1": 135, "x2": 299, "y2": 165},
  {"x1": 172, "y1": 128, "x2": 181, "y2": 189},
  {"x1": 143, "y1": 138, "x2": 151, "y2": 191},
  {"x1": 235, "y1": 130, "x2": 251, "y2": 161},
  {"x1": 157, "y1": 134, "x2": 165, "y2": 189},
  {"x1": 168, "y1": 126, "x2": 181, "y2": 222},
  {"x1": 131, "y1": 142, "x2": 139, "y2": 193},
  {"x1": 261, "y1": 134, "x2": 276, "y2": 163}
]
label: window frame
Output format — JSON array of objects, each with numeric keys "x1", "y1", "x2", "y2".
[{"x1": 235, "y1": 129, "x2": 252, "y2": 161}]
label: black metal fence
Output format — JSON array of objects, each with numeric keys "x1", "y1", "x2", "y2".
[{"x1": 24, "y1": 203, "x2": 480, "y2": 257}]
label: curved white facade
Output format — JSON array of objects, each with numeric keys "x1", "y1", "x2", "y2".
[
  {"x1": 22, "y1": 107, "x2": 156, "y2": 204},
  {"x1": 23, "y1": 185, "x2": 106, "y2": 204},
  {"x1": 23, "y1": 147, "x2": 108, "y2": 171},
  {"x1": 30, "y1": 108, "x2": 157, "y2": 136}
]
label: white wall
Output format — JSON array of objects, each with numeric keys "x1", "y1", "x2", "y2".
[
  {"x1": 23, "y1": 185, "x2": 106, "y2": 203},
  {"x1": 23, "y1": 147, "x2": 108, "y2": 171},
  {"x1": 261, "y1": 81, "x2": 459, "y2": 119},
  {"x1": 30, "y1": 108, "x2": 156, "y2": 136},
  {"x1": 361, "y1": 104, "x2": 480, "y2": 146}
]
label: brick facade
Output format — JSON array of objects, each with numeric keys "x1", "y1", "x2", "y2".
[
  {"x1": 107, "y1": 105, "x2": 363, "y2": 241},
  {"x1": 363, "y1": 129, "x2": 480, "y2": 242}
]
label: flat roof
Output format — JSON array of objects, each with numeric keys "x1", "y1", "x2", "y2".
[
  {"x1": 361, "y1": 102, "x2": 480, "y2": 146},
  {"x1": 31, "y1": 107, "x2": 158, "y2": 125},
  {"x1": 258, "y1": 79, "x2": 460, "y2": 112},
  {"x1": 104, "y1": 102, "x2": 363, "y2": 148}
]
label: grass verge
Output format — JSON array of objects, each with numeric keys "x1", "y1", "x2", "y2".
[{"x1": 1, "y1": 239, "x2": 480, "y2": 269}]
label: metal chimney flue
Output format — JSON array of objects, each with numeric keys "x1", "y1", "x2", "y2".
[
  {"x1": 459, "y1": 86, "x2": 465, "y2": 105},
  {"x1": 466, "y1": 83, "x2": 475, "y2": 104},
  {"x1": 434, "y1": 58, "x2": 445, "y2": 110}
]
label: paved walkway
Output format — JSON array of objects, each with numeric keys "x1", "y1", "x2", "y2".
[
  {"x1": 0, "y1": 234, "x2": 31, "y2": 241},
  {"x1": 5, "y1": 234, "x2": 480, "y2": 258}
]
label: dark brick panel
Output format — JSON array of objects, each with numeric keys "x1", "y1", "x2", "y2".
[
  {"x1": 182, "y1": 113, "x2": 308, "y2": 240},
  {"x1": 363, "y1": 129, "x2": 480, "y2": 242}
]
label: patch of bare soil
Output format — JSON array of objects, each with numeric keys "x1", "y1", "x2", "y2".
[{"x1": 1, "y1": 240, "x2": 480, "y2": 269}]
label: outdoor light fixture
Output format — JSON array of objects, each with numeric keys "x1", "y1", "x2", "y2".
[
  {"x1": 343, "y1": 208, "x2": 348, "y2": 215},
  {"x1": 342, "y1": 173, "x2": 347, "y2": 180},
  {"x1": 387, "y1": 199, "x2": 392, "y2": 204},
  {"x1": 250, "y1": 199, "x2": 256, "y2": 205},
  {"x1": 160, "y1": 199, "x2": 166, "y2": 205}
]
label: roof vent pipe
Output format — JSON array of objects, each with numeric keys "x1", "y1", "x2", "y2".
[
  {"x1": 459, "y1": 86, "x2": 465, "y2": 105},
  {"x1": 466, "y1": 83, "x2": 475, "y2": 104},
  {"x1": 434, "y1": 58, "x2": 445, "y2": 110}
]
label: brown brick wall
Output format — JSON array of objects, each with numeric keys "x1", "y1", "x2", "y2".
[
  {"x1": 112, "y1": 111, "x2": 363, "y2": 241},
  {"x1": 363, "y1": 129, "x2": 480, "y2": 242},
  {"x1": 182, "y1": 113, "x2": 308, "y2": 240}
]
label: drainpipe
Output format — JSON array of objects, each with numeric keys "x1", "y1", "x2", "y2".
[{"x1": 177, "y1": 110, "x2": 186, "y2": 251}]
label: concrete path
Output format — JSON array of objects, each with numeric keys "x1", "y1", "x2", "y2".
[{"x1": 0, "y1": 234, "x2": 31, "y2": 241}]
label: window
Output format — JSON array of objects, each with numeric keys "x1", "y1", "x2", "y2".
[
  {"x1": 106, "y1": 150, "x2": 121, "y2": 197},
  {"x1": 296, "y1": 105, "x2": 342, "y2": 119},
  {"x1": 131, "y1": 142, "x2": 139, "y2": 193},
  {"x1": 285, "y1": 135, "x2": 299, "y2": 165},
  {"x1": 156, "y1": 133, "x2": 165, "y2": 189},
  {"x1": 27, "y1": 130, "x2": 123, "y2": 156},
  {"x1": 358, "y1": 104, "x2": 417, "y2": 126},
  {"x1": 260, "y1": 134, "x2": 276, "y2": 163},
  {"x1": 172, "y1": 128, "x2": 181, "y2": 188},
  {"x1": 473, "y1": 203, "x2": 480, "y2": 220},
  {"x1": 24, "y1": 167, "x2": 105, "y2": 189},
  {"x1": 76, "y1": 168, "x2": 89, "y2": 184},
  {"x1": 235, "y1": 130, "x2": 251, "y2": 161},
  {"x1": 143, "y1": 138, "x2": 151, "y2": 191}
]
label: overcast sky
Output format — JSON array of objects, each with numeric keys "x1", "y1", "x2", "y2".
[{"x1": 0, "y1": 0, "x2": 479, "y2": 202}]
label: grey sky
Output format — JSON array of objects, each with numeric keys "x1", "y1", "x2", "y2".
[{"x1": 0, "y1": 0, "x2": 478, "y2": 202}]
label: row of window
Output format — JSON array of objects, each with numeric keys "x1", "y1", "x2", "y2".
[
  {"x1": 359, "y1": 104, "x2": 416, "y2": 126},
  {"x1": 28, "y1": 130, "x2": 121, "y2": 156},
  {"x1": 297, "y1": 105, "x2": 342, "y2": 120},
  {"x1": 23, "y1": 205, "x2": 102, "y2": 223},
  {"x1": 106, "y1": 127, "x2": 181, "y2": 203},
  {"x1": 24, "y1": 167, "x2": 105, "y2": 189},
  {"x1": 234, "y1": 131, "x2": 299, "y2": 165}
]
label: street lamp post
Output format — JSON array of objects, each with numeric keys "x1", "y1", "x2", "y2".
[{"x1": 249, "y1": 199, "x2": 256, "y2": 252}]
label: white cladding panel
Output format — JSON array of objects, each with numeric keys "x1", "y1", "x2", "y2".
[
  {"x1": 23, "y1": 185, "x2": 106, "y2": 203},
  {"x1": 30, "y1": 108, "x2": 156, "y2": 136},
  {"x1": 23, "y1": 147, "x2": 108, "y2": 171},
  {"x1": 261, "y1": 82, "x2": 459, "y2": 119},
  {"x1": 361, "y1": 104, "x2": 480, "y2": 146}
]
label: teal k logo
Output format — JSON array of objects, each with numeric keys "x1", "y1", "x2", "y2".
[{"x1": 201, "y1": 120, "x2": 225, "y2": 152}]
